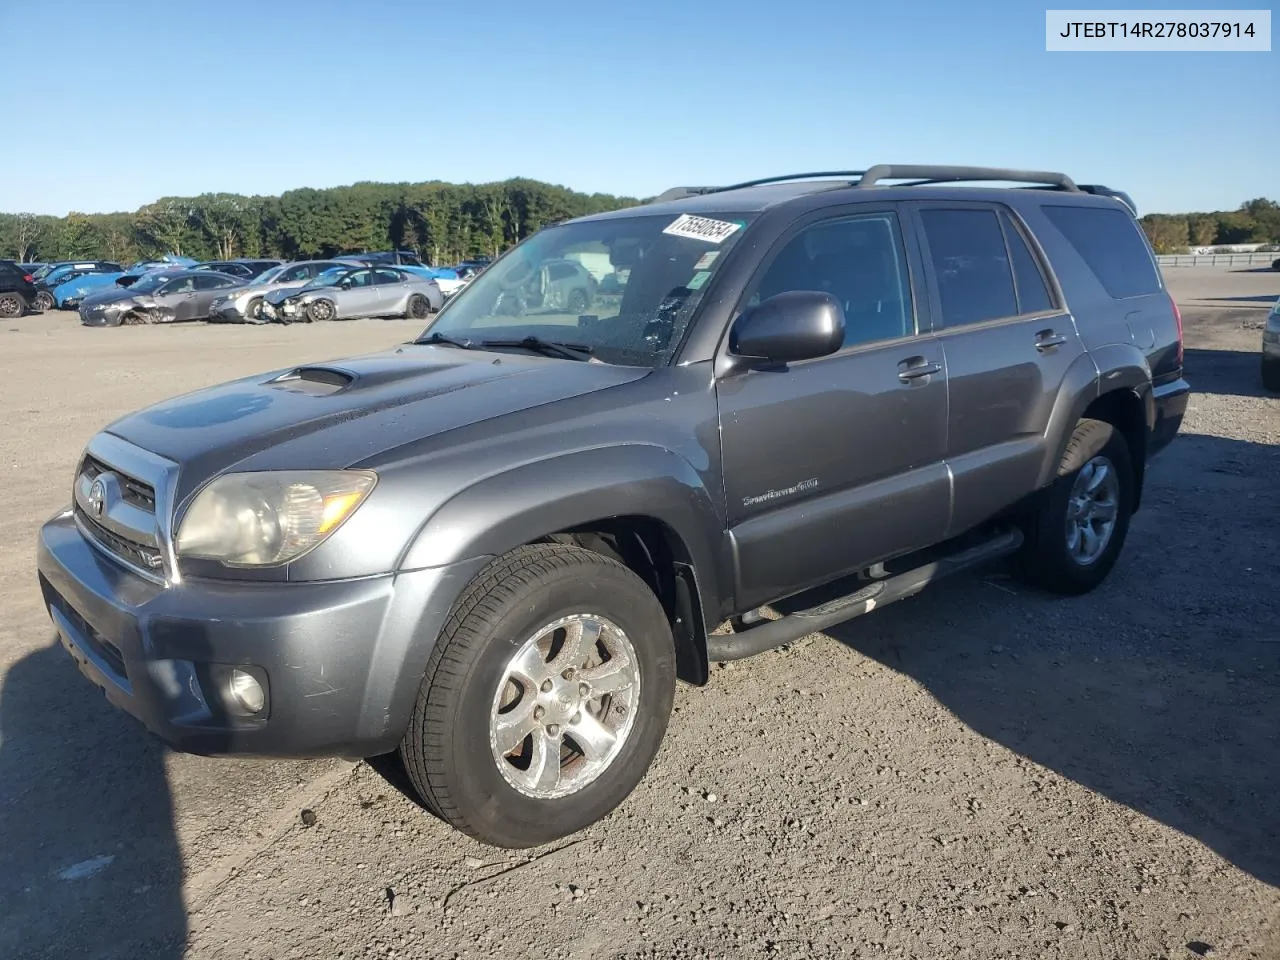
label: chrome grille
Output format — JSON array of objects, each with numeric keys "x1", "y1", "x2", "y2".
[{"x1": 72, "y1": 435, "x2": 179, "y2": 585}]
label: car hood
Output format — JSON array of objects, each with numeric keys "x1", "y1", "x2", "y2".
[
  {"x1": 266, "y1": 284, "x2": 328, "y2": 304},
  {"x1": 81, "y1": 287, "x2": 145, "y2": 308},
  {"x1": 102, "y1": 345, "x2": 651, "y2": 502}
]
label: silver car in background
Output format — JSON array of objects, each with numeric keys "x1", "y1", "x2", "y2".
[
  {"x1": 261, "y1": 265, "x2": 441, "y2": 323},
  {"x1": 208, "y1": 260, "x2": 351, "y2": 323}
]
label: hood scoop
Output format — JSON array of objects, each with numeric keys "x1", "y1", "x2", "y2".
[
  {"x1": 269, "y1": 366, "x2": 355, "y2": 396},
  {"x1": 265, "y1": 354, "x2": 476, "y2": 397}
]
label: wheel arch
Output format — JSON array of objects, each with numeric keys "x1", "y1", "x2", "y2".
[{"x1": 398, "y1": 445, "x2": 730, "y2": 685}]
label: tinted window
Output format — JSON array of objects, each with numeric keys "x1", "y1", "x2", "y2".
[
  {"x1": 748, "y1": 213, "x2": 913, "y2": 348},
  {"x1": 193, "y1": 274, "x2": 234, "y2": 290},
  {"x1": 159, "y1": 277, "x2": 196, "y2": 295},
  {"x1": 547, "y1": 262, "x2": 577, "y2": 282},
  {"x1": 372, "y1": 268, "x2": 403, "y2": 285},
  {"x1": 348, "y1": 270, "x2": 373, "y2": 287},
  {"x1": 919, "y1": 209, "x2": 1017, "y2": 327},
  {"x1": 1041, "y1": 204, "x2": 1161, "y2": 299},
  {"x1": 278, "y1": 265, "x2": 310, "y2": 282},
  {"x1": 1000, "y1": 211, "x2": 1055, "y2": 314}
]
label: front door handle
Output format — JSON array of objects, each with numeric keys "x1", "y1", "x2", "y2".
[
  {"x1": 1035, "y1": 330, "x2": 1068, "y2": 351},
  {"x1": 897, "y1": 357, "x2": 943, "y2": 382}
]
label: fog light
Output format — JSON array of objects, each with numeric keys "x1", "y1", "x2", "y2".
[{"x1": 228, "y1": 668, "x2": 266, "y2": 714}]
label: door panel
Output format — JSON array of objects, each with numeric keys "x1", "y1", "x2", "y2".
[
  {"x1": 717, "y1": 208, "x2": 950, "y2": 611},
  {"x1": 720, "y1": 345, "x2": 950, "y2": 610},
  {"x1": 939, "y1": 316, "x2": 1082, "y2": 533},
  {"x1": 911, "y1": 201, "x2": 1087, "y2": 537}
]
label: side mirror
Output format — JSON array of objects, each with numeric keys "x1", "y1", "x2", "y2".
[
  {"x1": 729, "y1": 291, "x2": 845, "y2": 365},
  {"x1": 339, "y1": 279, "x2": 352, "y2": 289}
]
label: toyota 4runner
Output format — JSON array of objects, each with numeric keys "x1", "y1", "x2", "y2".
[{"x1": 37, "y1": 165, "x2": 1190, "y2": 848}]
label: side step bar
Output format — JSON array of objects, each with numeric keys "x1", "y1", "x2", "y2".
[{"x1": 706, "y1": 529, "x2": 1023, "y2": 662}]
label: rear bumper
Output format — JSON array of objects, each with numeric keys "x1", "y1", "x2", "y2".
[
  {"x1": 37, "y1": 510, "x2": 490, "y2": 759},
  {"x1": 1149, "y1": 376, "x2": 1190, "y2": 459}
]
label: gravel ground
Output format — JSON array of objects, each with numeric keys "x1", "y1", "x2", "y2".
[{"x1": 0, "y1": 267, "x2": 1276, "y2": 960}]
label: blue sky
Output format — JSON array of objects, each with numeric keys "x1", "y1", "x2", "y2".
[{"x1": 2, "y1": 0, "x2": 1274, "y2": 216}]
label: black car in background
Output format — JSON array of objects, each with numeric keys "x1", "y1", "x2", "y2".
[
  {"x1": 191, "y1": 259, "x2": 282, "y2": 280},
  {"x1": 337, "y1": 249, "x2": 425, "y2": 267},
  {"x1": 0, "y1": 260, "x2": 38, "y2": 318}
]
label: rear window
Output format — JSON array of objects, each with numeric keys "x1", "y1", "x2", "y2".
[{"x1": 1041, "y1": 204, "x2": 1161, "y2": 300}]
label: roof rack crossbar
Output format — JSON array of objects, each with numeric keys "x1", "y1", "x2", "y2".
[{"x1": 857, "y1": 165, "x2": 1079, "y2": 192}]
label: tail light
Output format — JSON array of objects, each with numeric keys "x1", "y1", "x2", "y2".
[
  {"x1": 22, "y1": 274, "x2": 33, "y2": 283},
  {"x1": 1171, "y1": 295, "x2": 1184, "y2": 367}
]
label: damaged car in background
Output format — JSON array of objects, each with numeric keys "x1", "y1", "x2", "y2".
[
  {"x1": 259, "y1": 264, "x2": 440, "y2": 323},
  {"x1": 208, "y1": 259, "x2": 353, "y2": 324},
  {"x1": 79, "y1": 269, "x2": 245, "y2": 327}
]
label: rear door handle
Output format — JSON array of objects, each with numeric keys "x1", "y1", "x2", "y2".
[
  {"x1": 1035, "y1": 330, "x2": 1068, "y2": 351},
  {"x1": 897, "y1": 357, "x2": 943, "y2": 382}
]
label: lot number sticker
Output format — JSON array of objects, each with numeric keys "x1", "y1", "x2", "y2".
[{"x1": 663, "y1": 214, "x2": 743, "y2": 244}]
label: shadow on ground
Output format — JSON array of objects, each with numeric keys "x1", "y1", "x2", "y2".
[
  {"x1": 809, "y1": 433, "x2": 1280, "y2": 887},
  {"x1": 0, "y1": 641, "x2": 186, "y2": 959},
  {"x1": 1183, "y1": 347, "x2": 1272, "y2": 399},
  {"x1": 1200, "y1": 295, "x2": 1277, "y2": 306}
]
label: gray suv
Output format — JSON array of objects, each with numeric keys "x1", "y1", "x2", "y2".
[{"x1": 37, "y1": 165, "x2": 1189, "y2": 849}]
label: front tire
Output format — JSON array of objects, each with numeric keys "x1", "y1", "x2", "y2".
[
  {"x1": 1018, "y1": 418, "x2": 1134, "y2": 595},
  {"x1": 33, "y1": 290, "x2": 54, "y2": 312},
  {"x1": 306, "y1": 298, "x2": 335, "y2": 322},
  {"x1": 400, "y1": 543, "x2": 676, "y2": 848}
]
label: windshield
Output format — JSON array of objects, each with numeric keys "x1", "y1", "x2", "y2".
[
  {"x1": 417, "y1": 212, "x2": 754, "y2": 366},
  {"x1": 31, "y1": 264, "x2": 55, "y2": 280},
  {"x1": 129, "y1": 272, "x2": 178, "y2": 294},
  {"x1": 306, "y1": 268, "x2": 349, "y2": 289},
  {"x1": 251, "y1": 265, "x2": 285, "y2": 284}
]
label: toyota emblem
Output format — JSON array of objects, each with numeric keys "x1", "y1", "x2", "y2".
[{"x1": 88, "y1": 478, "x2": 106, "y2": 517}]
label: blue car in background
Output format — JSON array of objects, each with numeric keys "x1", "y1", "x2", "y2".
[
  {"x1": 32, "y1": 261, "x2": 123, "y2": 310},
  {"x1": 52, "y1": 270, "x2": 127, "y2": 309}
]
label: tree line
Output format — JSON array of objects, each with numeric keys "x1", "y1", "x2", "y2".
[
  {"x1": 2, "y1": 180, "x2": 1276, "y2": 264},
  {"x1": 1137, "y1": 197, "x2": 1280, "y2": 254},
  {"x1": 0, "y1": 179, "x2": 641, "y2": 267}
]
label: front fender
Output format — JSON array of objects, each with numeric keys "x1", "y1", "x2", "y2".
[{"x1": 399, "y1": 444, "x2": 728, "y2": 610}]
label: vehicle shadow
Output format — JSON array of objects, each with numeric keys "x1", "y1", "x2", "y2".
[
  {"x1": 1200, "y1": 295, "x2": 1277, "y2": 306},
  {"x1": 0, "y1": 640, "x2": 186, "y2": 959},
  {"x1": 814, "y1": 432, "x2": 1280, "y2": 887},
  {"x1": 1183, "y1": 347, "x2": 1271, "y2": 399}
]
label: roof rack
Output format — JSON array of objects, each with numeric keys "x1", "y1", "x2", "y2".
[
  {"x1": 652, "y1": 165, "x2": 1141, "y2": 212},
  {"x1": 856, "y1": 165, "x2": 1079, "y2": 191},
  {"x1": 654, "y1": 171, "x2": 867, "y2": 203}
]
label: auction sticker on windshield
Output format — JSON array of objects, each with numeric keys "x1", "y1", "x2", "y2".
[{"x1": 663, "y1": 214, "x2": 743, "y2": 244}]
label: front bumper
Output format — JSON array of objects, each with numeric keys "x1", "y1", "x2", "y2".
[
  {"x1": 209, "y1": 301, "x2": 250, "y2": 324},
  {"x1": 1150, "y1": 376, "x2": 1191, "y2": 459},
  {"x1": 37, "y1": 510, "x2": 490, "y2": 758},
  {"x1": 79, "y1": 303, "x2": 126, "y2": 327}
]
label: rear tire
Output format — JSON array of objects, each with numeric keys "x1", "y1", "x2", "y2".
[
  {"x1": 0, "y1": 292, "x2": 26, "y2": 318},
  {"x1": 1262, "y1": 357, "x2": 1280, "y2": 393},
  {"x1": 400, "y1": 543, "x2": 676, "y2": 848},
  {"x1": 567, "y1": 288, "x2": 590, "y2": 313},
  {"x1": 1017, "y1": 418, "x2": 1134, "y2": 595},
  {"x1": 406, "y1": 293, "x2": 430, "y2": 319}
]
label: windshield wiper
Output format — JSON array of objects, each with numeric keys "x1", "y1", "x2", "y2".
[
  {"x1": 479, "y1": 336, "x2": 593, "y2": 362},
  {"x1": 418, "y1": 331, "x2": 476, "y2": 350}
]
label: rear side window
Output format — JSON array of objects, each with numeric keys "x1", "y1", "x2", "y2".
[
  {"x1": 919, "y1": 208, "x2": 1017, "y2": 327},
  {"x1": 1041, "y1": 204, "x2": 1161, "y2": 299},
  {"x1": 1000, "y1": 211, "x2": 1055, "y2": 314}
]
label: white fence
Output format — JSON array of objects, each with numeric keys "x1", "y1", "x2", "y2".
[{"x1": 1156, "y1": 253, "x2": 1279, "y2": 268}]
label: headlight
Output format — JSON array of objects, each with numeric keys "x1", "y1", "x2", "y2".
[{"x1": 175, "y1": 470, "x2": 377, "y2": 566}]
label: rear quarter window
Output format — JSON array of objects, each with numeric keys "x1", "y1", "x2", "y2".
[{"x1": 1041, "y1": 204, "x2": 1161, "y2": 300}]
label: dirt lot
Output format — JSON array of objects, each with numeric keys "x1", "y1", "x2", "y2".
[{"x1": 1, "y1": 267, "x2": 1277, "y2": 960}]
